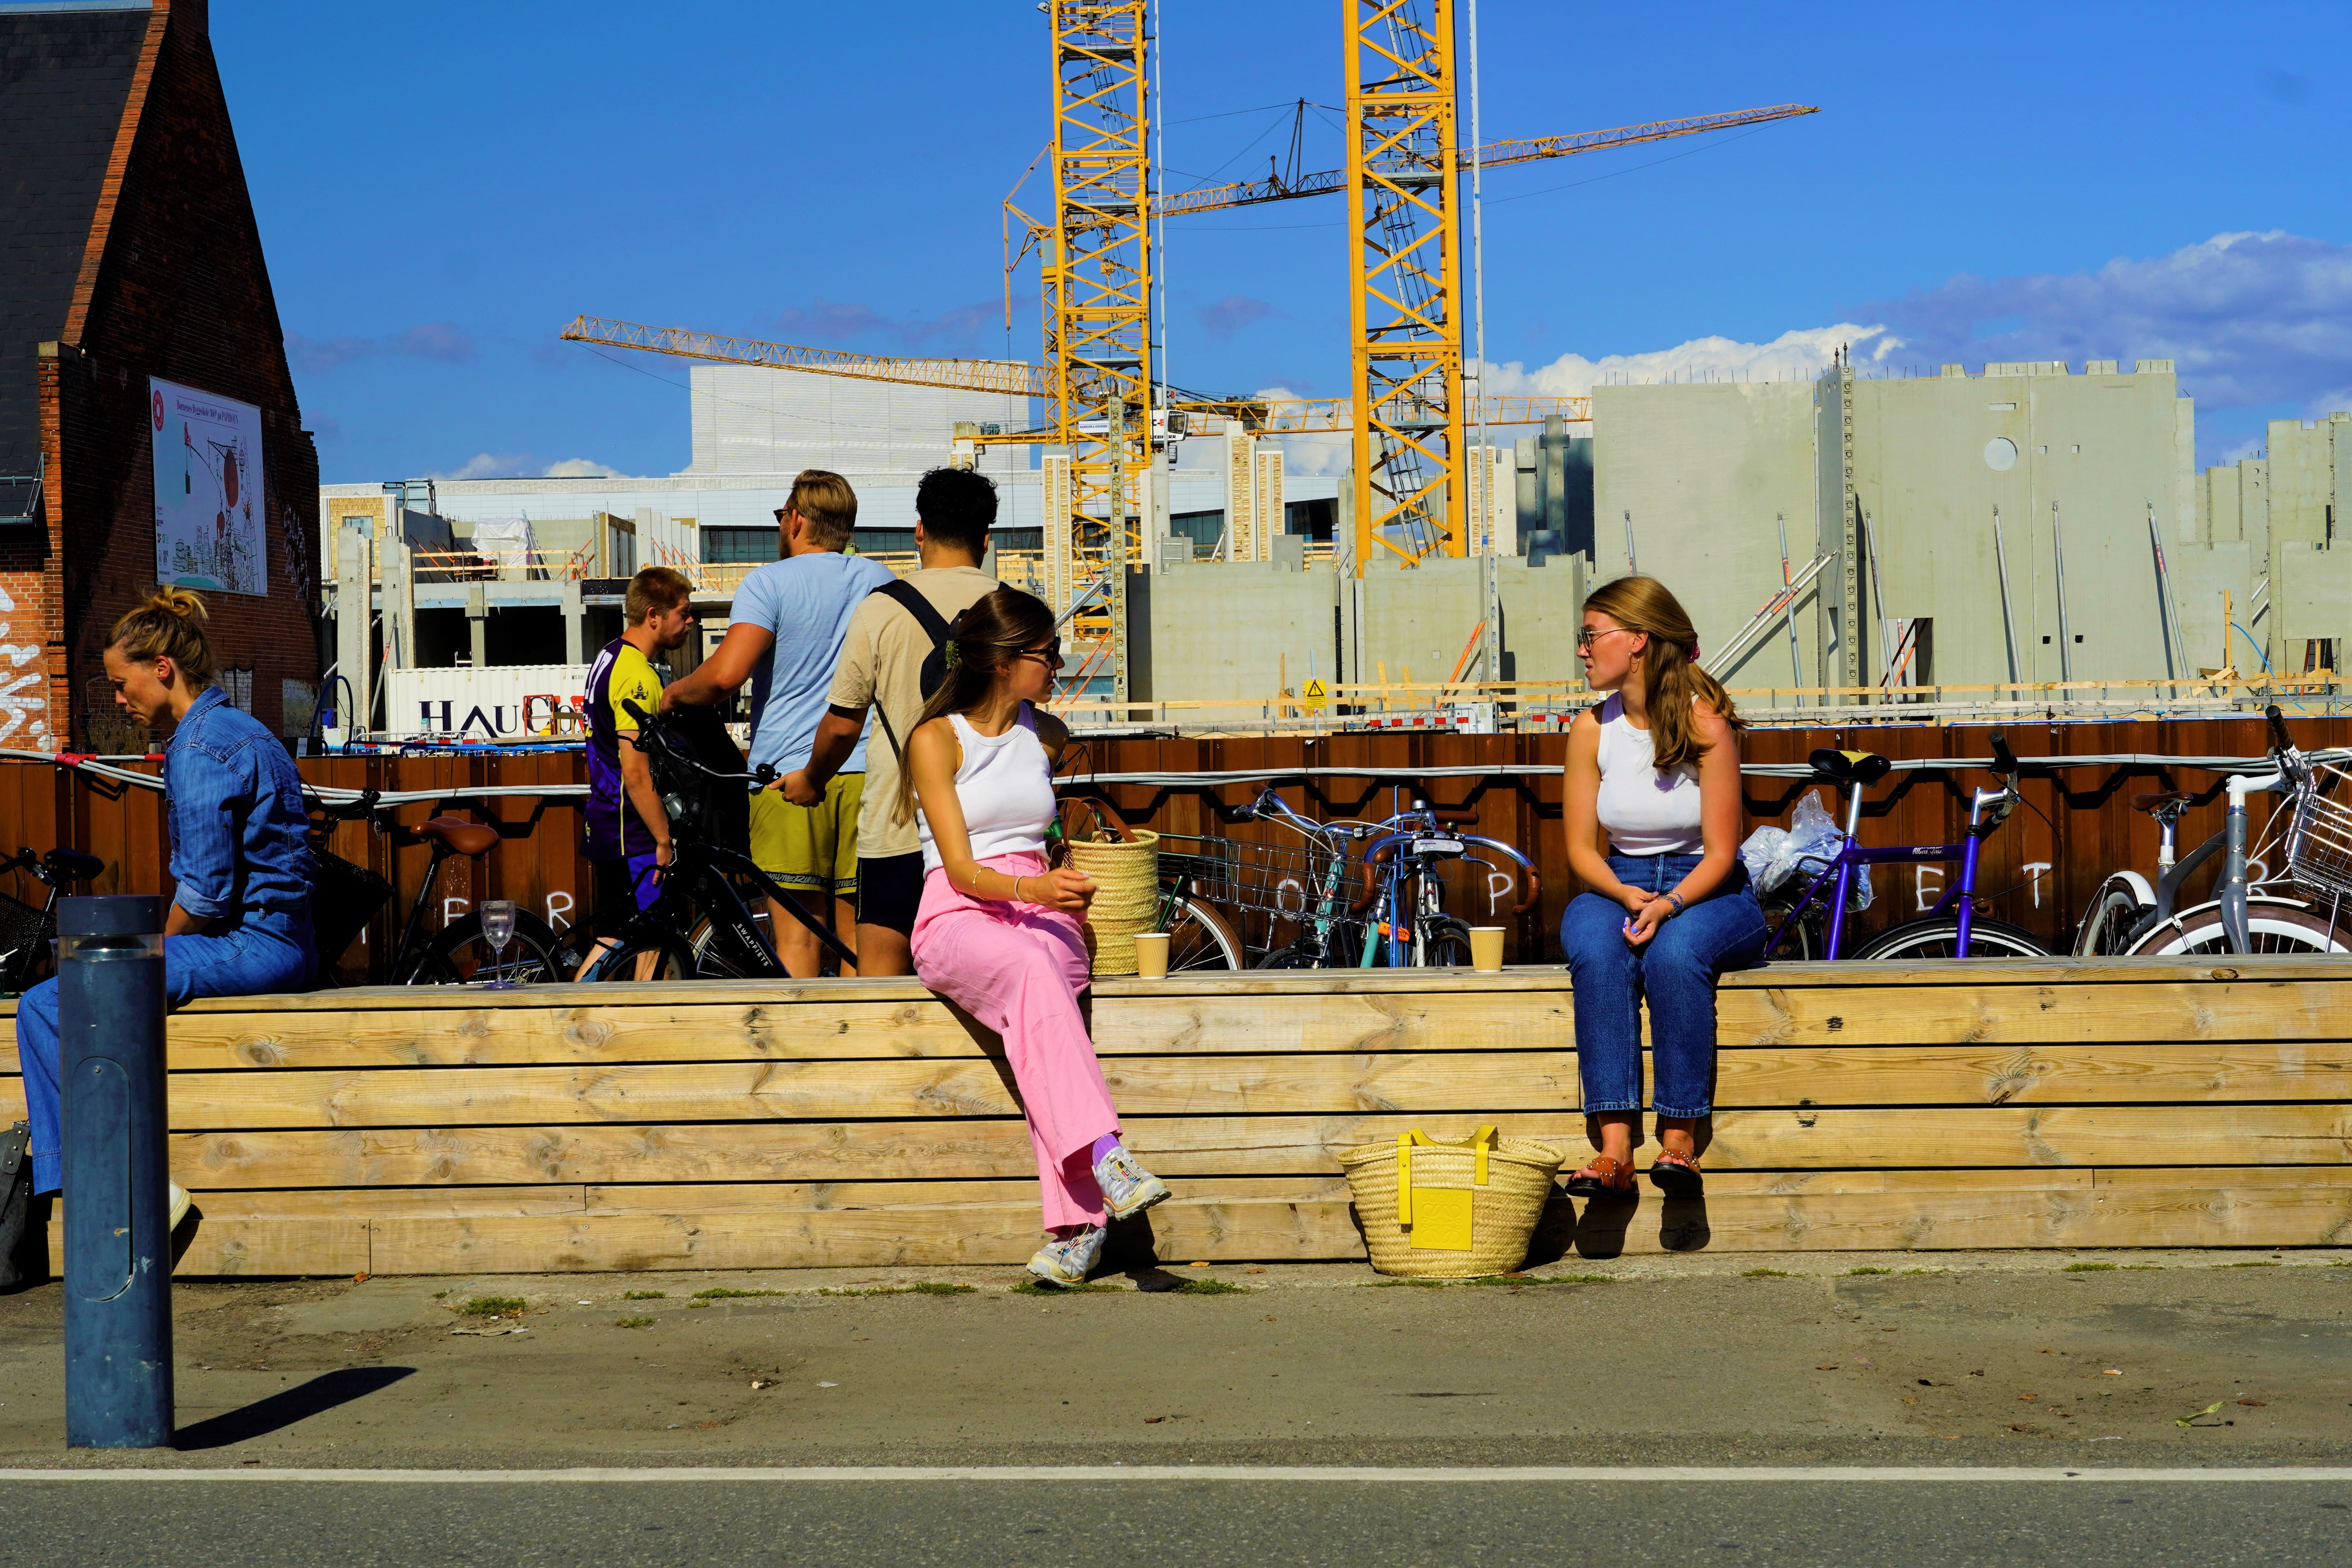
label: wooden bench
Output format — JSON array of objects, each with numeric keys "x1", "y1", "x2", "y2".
[{"x1": 5, "y1": 959, "x2": 2348, "y2": 1276}]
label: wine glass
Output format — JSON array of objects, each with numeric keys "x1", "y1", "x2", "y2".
[{"x1": 479, "y1": 900, "x2": 518, "y2": 989}]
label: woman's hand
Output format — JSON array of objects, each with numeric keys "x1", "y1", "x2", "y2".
[
  {"x1": 1027, "y1": 866, "x2": 1097, "y2": 913},
  {"x1": 1622, "y1": 895, "x2": 1674, "y2": 948}
]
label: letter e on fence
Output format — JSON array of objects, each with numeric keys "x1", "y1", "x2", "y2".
[{"x1": 1915, "y1": 866, "x2": 1942, "y2": 912}]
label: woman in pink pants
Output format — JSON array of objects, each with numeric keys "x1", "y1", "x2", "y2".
[{"x1": 899, "y1": 587, "x2": 1173, "y2": 1283}]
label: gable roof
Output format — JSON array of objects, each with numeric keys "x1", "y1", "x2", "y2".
[{"x1": 0, "y1": 5, "x2": 151, "y2": 476}]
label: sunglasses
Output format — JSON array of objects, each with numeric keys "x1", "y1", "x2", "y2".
[
  {"x1": 1015, "y1": 639, "x2": 1065, "y2": 667},
  {"x1": 1575, "y1": 625, "x2": 1635, "y2": 652}
]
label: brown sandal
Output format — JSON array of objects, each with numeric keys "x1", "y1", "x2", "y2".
[
  {"x1": 1648, "y1": 1149, "x2": 1703, "y2": 1197},
  {"x1": 1565, "y1": 1156, "x2": 1636, "y2": 1196}
]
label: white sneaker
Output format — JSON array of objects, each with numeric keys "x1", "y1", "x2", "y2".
[
  {"x1": 167, "y1": 1181, "x2": 191, "y2": 1231},
  {"x1": 1091, "y1": 1143, "x2": 1171, "y2": 1221},
  {"x1": 1025, "y1": 1225, "x2": 1105, "y2": 1286}
]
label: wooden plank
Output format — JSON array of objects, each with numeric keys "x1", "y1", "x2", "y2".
[
  {"x1": 1700, "y1": 1104, "x2": 2352, "y2": 1169},
  {"x1": 1711, "y1": 1040, "x2": 2352, "y2": 1106},
  {"x1": 147, "y1": 990, "x2": 1576, "y2": 1071},
  {"x1": 1718, "y1": 980, "x2": 2352, "y2": 1047},
  {"x1": 157, "y1": 1051, "x2": 1582, "y2": 1130},
  {"x1": 343, "y1": 1177, "x2": 2352, "y2": 1275},
  {"x1": 40, "y1": 1218, "x2": 367, "y2": 1278},
  {"x1": 163, "y1": 1113, "x2": 1599, "y2": 1188}
]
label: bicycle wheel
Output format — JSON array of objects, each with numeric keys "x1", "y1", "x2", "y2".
[
  {"x1": 1760, "y1": 908, "x2": 1817, "y2": 961},
  {"x1": 2075, "y1": 877, "x2": 2151, "y2": 957},
  {"x1": 689, "y1": 907, "x2": 779, "y2": 978},
  {"x1": 408, "y1": 911, "x2": 564, "y2": 986},
  {"x1": 1164, "y1": 891, "x2": 1243, "y2": 972},
  {"x1": 1420, "y1": 916, "x2": 1474, "y2": 967},
  {"x1": 1852, "y1": 915, "x2": 2053, "y2": 961},
  {"x1": 581, "y1": 933, "x2": 698, "y2": 982},
  {"x1": 2124, "y1": 902, "x2": 2350, "y2": 956}
]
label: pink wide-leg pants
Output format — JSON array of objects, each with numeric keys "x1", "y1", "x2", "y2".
[{"x1": 910, "y1": 851, "x2": 1120, "y2": 1230}]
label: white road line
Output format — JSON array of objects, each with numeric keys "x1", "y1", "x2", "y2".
[{"x1": 4, "y1": 1466, "x2": 2351, "y2": 1484}]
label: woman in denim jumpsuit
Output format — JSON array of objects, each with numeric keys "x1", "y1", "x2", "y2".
[
  {"x1": 14, "y1": 590, "x2": 315, "y2": 1216},
  {"x1": 1558, "y1": 576, "x2": 1765, "y2": 1198}
]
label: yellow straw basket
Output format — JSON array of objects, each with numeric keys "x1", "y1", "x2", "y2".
[
  {"x1": 1334, "y1": 1127, "x2": 1564, "y2": 1278},
  {"x1": 1063, "y1": 818, "x2": 1161, "y2": 976}
]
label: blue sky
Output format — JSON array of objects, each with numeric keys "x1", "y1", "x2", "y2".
[{"x1": 217, "y1": 1, "x2": 2352, "y2": 482}]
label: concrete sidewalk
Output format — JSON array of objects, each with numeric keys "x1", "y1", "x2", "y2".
[{"x1": 3, "y1": 1249, "x2": 2349, "y2": 1470}]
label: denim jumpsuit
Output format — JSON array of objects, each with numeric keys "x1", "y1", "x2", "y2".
[{"x1": 17, "y1": 686, "x2": 316, "y2": 1194}]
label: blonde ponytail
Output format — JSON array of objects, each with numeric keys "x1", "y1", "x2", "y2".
[
  {"x1": 110, "y1": 587, "x2": 217, "y2": 688},
  {"x1": 1583, "y1": 574, "x2": 1739, "y2": 771}
]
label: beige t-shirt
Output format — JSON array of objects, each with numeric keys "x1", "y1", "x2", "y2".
[{"x1": 826, "y1": 564, "x2": 999, "y2": 859}]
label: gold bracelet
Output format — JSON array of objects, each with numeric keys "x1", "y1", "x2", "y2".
[{"x1": 1012, "y1": 875, "x2": 1024, "y2": 903}]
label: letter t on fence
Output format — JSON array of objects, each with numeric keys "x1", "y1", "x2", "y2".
[{"x1": 60, "y1": 894, "x2": 174, "y2": 1449}]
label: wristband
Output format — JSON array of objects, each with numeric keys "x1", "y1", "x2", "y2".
[
  {"x1": 1665, "y1": 892, "x2": 1688, "y2": 916},
  {"x1": 1012, "y1": 875, "x2": 1024, "y2": 904}
]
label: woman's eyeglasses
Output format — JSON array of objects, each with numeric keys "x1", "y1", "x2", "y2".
[
  {"x1": 1575, "y1": 626, "x2": 1635, "y2": 652},
  {"x1": 1016, "y1": 639, "x2": 1064, "y2": 667}
]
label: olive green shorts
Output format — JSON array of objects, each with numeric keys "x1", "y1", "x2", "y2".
[{"x1": 748, "y1": 773, "x2": 864, "y2": 893}]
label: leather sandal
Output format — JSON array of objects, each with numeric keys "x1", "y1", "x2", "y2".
[
  {"x1": 1648, "y1": 1148, "x2": 1703, "y2": 1197},
  {"x1": 1564, "y1": 1156, "x2": 1635, "y2": 1196}
]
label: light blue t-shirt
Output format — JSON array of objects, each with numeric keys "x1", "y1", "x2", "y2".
[{"x1": 731, "y1": 551, "x2": 897, "y2": 775}]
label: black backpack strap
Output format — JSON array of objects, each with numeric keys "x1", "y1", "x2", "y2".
[
  {"x1": 877, "y1": 579, "x2": 953, "y2": 649},
  {"x1": 868, "y1": 580, "x2": 954, "y2": 762}
]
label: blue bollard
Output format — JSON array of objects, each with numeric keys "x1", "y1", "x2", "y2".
[{"x1": 59, "y1": 894, "x2": 172, "y2": 1449}]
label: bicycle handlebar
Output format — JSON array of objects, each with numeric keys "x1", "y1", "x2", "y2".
[
  {"x1": 1425, "y1": 808, "x2": 1480, "y2": 825},
  {"x1": 2267, "y1": 704, "x2": 2294, "y2": 757},
  {"x1": 1988, "y1": 731, "x2": 2018, "y2": 779},
  {"x1": 621, "y1": 700, "x2": 777, "y2": 788}
]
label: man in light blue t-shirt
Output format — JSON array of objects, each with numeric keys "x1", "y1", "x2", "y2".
[{"x1": 663, "y1": 470, "x2": 892, "y2": 975}]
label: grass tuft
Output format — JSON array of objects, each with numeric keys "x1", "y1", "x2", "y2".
[
  {"x1": 1012, "y1": 1278, "x2": 1120, "y2": 1295},
  {"x1": 1743, "y1": 1268, "x2": 1793, "y2": 1278},
  {"x1": 1167, "y1": 1278, "x2": 1248, "y2": 1295},
  {"x1": 2221, "y1": 1260, "x2": 2281, "y2": 1268},
  {"x1": 460, "y1": 1296, "x2": 526, "y2": 1317},
  {"x1": 2063, "y1": 1262, "x2": 2118, "y2": 1273},
  {"x1": 613, "y1": 1316, "x2": 654, "y2": 1329},
  {"x1": 693, "y1": 1287, "x2": 786, "y2": 1299},
  {"x1": 622, "y1": 1290, "x2": 666, "y2": 1300},
  {"x1": 817, "y1": 1282, "x2": 979, "y2": 1298},
  {"x1": 1842, "y1": 1267, "x2": 1892, "y2": 1278}
]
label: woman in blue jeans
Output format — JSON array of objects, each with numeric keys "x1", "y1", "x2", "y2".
[
  {"x1": 1559, "y1": 575, "x2": 1766, "y2": 1198},
  {"x1": 15, "y1": 589, "x2": 315, "y2": 1228}
]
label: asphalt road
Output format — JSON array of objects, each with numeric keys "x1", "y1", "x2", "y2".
[{"x1": 3, "y1": 1473, "x2": 2350, "y2": 1566}]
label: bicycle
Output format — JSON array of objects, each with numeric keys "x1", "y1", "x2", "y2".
[
  {"x1": 1761, "y1": 733, "x2": 2053, "y2": 961},
  {"x1": 0, "y1": 846, "x2": 102, "y2": 994},
  {"x1": 307, "y1": 791, "x2": 568, "y2": 985},
  {"x1": 564, "y1": 702, "x2": 862, "y2": 981},
  {"x1": 1158, "y1": 786, "x2": 1365, "y2": 969},
  {"x1": 2076, "y1": 705, "x2": 2352, "y2": 956},
  {"x1": 1352, "y1": 798, "x2": 1540, "y2": 967}
]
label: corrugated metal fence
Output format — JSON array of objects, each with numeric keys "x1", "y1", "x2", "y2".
[{"x1": 2, "y1": 714, "x2": 2333, "y2": 980}]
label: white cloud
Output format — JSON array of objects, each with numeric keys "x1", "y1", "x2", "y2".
[
  {"x1": 429, "y1": 452, "x2": 532, "y2": 481},
  {"x1": 1864, "y1": 230, "x2": 2352, "y2": 416},
  {"x1": 540, "y1": 458, "x2": 624, "y2": 478},
  {"x1": 1481, "y1": 322, "x2": 1890, "y2": 397}
]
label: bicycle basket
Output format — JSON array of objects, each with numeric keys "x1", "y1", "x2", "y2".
[
  {"x1": 310, "y1": 848, "x2": 394, "y2": 966},
  {"x1": 2285, "y1": 763, "x2": 2352, "y2": 903},
  {"x1": 0, "y1": 890, "x2": 50, "y2": 982}
]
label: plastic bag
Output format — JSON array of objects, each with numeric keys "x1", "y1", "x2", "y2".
[{"x1": 1746, "y1": 791, "x2": 1871, "y2": 909}]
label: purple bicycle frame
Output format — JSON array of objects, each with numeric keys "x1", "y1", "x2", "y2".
[{"x1": 1778, "y1": 834, "x2": 1984, "y2": 960}]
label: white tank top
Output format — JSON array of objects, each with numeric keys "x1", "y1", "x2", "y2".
[
  {"x1": 1593, "y1": 693, "x2": 1705, "y2": 856},
  {"x1": 917, "y1": 704, "x2": 1058, "y2": 873}
]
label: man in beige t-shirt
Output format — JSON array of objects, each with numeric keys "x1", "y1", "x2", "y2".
[{"x1": 781, "y1": 466, "x2": 1000, "y2": 975}]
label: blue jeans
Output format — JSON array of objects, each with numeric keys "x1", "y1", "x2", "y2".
[
  {"x1": 16, "y1": 913, "x2": 314, "y2": 1195},
  {"x1": 1560, "y1": 853, "x2": 1768, "y2": 1120}
]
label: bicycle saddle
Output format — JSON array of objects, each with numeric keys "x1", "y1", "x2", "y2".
[
  {"x1": 2130, "y1": 789, "x2": 2194, "y2": 813},
  {"x1": 1807, "y1": 748, "x2": 1893, "y2": 786},
  {"x1": 416, "y1": 816, "x2": 498, "y2": 856},
  {"x1": 44, "y1": 848, "x2": 102, "y2": 882}
]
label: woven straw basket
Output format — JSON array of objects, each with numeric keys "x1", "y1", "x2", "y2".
[
  {"x1": 1335, "y1": 1127, "x2": 1563, "y2": 1278},
  {"x1": 1063, "y1": 813, "x2": 1161, "y2": 976}
]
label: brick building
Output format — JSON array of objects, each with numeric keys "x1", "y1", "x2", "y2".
[{"x1": 1, "y1": 0, "x2": 320, "y2": 752}]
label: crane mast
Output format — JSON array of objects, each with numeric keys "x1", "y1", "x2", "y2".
[
  {"x1": 1048, "y1": 1, "x2": 1153, "y2": 703},
  {"x1": 1348, "y1": 0, "x2": 1467, "y2": 573}
]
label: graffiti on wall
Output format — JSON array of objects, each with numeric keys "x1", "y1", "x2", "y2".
[{"x1": 0, "y1": 582, "x2": 51, "y2": 747}]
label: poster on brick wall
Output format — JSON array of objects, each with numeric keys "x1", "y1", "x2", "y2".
[{"x1": 150, "y1": 377, "x2": 266, "y2": 596}]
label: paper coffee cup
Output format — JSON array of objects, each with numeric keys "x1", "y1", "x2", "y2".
[
  {"x1": 1469, "y1": 926, "x2": 1506, "y2": 973},
  {"x1": 1132, "y1": 931, "x2": 1171, "y2": 978}
]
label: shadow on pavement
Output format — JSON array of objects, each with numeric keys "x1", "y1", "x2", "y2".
[{"x1": 174, "y1": 1366, "x2": 415, "y2": 1451}]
